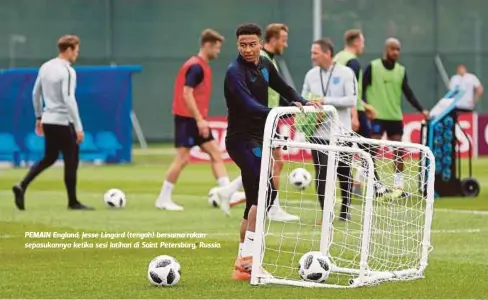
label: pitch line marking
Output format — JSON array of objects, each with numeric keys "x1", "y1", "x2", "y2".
[{"x1": 0, "y1": 191, "x2": 487, "y2": 216}]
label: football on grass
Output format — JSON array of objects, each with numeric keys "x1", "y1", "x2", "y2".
[
  {"x1": 298, "y1": 251, "x2": 331, "y2": 283},
  {"x1": 147, "y1": 255, "x2": 181, "y2": 287},
  {"x1": 289, "y1": 168, "x2": 312, "y2": 190},
  {"x1": 207, "y1": 187, "x2": 220, "y2": 208},
  {"x1": 103, "y1": 188, "x2": 126, "y2": 208}
]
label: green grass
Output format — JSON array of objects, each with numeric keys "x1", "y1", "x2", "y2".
[{"x1": 0, "y1": 148, "x2": 487, "y2": 298}]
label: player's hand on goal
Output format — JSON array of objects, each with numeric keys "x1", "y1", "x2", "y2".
[
  {"x1": 305, "y1": 100, "x2": 323, "y2": 110},
  {"x1": 292, "y1": 101, "x2": 304, "y2": 111}
]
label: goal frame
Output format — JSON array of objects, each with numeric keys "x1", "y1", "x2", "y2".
[{"x1": 250, "y1": 105, "x2": 436, "y2": 288}]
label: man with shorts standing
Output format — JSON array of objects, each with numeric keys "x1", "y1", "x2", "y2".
[
  {"x1": 214, "y1": 24, "x2": 301, "y2": 222},
  {"x1": 363, "y1": 38, "x2": 429, "y2": 189},
  {"x1": 259, "y1": 23, "x2": 300, "y2": 221},
  {"x1": 223, "y1": 23, "x2": 318, "y2": 280},
  {"x1": 332, "y1": 29, "x2": 392, "y2": 196},
  {"x1": 155, "y1": 29, "x2": 231, "y2": 211}
]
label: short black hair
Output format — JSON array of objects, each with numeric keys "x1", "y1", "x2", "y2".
[
  {"x1": 236, "y1": 23, "x2": 262, "y2": 38},
  {"x1": 313, "y1": 38, "x2": 335, "y2": 56}
]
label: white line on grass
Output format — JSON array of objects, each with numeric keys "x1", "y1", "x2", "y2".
[
  {"x1": 1, "y1": 190, "x2": 488, "y2": 216},
  {"x1": 133, "y1": 148, "x2": 175, "y2": 155},
  {"x1": 206, "y1": 228, "x2": 482, "y2": 237}
]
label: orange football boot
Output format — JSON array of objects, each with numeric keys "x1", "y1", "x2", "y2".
[{"x1": 232, "y1": 256, "x2": 252, "y2": 281}]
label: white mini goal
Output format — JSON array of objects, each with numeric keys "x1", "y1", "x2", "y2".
[{"x1": 250, "y1": 105, "x2": 436, "y2": 288}]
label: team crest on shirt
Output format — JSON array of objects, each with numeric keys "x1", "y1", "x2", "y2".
[
  {"x1": 332, "y1": 76, "x2": 341, "y2": 85},
  {"x1": 260, "y1": 68, "x2": 269, "y2": 82}
]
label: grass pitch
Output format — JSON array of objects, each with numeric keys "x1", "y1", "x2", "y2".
[{"x1": 0, "y1": 146, "x2": 487, "y2": 299}]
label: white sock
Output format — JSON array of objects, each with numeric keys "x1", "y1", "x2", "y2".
[
  {"x1": 228, "y1": 176, "x2": 243, "y2": 194},
  {"x1": 217, "y1": 176, "x2": 230, "y2": 187},
  {"x1": 159, "y1": 180, "x2": 174, "y2": 201},
  {"x1": 237, "y1": 242, "x2": 243, "y2": 257},
  {"x1": 241, "y1": 231, "x2": 255, "y2": 257},
  {"x1": 271, "y1": 196, "x2": 280, "y2": 208}
]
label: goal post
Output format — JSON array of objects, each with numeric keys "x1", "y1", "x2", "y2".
[{"x1": 250, "y1": 105, "x2": 436, "y2": 288}]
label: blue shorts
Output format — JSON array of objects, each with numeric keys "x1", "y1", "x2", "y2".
[
  {"x1": 357, "y1": 110, "x2": 371, "y2": 138},
  {"x1": 226, "y1": 139, "x2": 276, "y2": 219},
  {"x1": 371, "y1": 119, "x2": 404, "y2": 137},
  {"x1": 174, "y1": 115, "x2": 214, "y2": 148}
]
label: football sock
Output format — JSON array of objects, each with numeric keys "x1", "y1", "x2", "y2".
[
  {"x1": 217, "y1": 176, "x2": 230, "y2": 187},
  {"x1": 237, "y1": 242, "x2": 243, "y2": 257},
  {"x1": 160, "y1": 180, "x2": 174, "y2": 200},
  {"x1": 228, "y1": 176, "x2": 243, "y2": 194},
  {"x1": 241, "y1": 231, "x2": 255, "y2": 257}
]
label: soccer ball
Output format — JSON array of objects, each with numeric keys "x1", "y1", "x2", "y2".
[
  {"x1": 208, "y1": 187, "x2": 220, "y2": 208},
  {"x1": 298, "y1": 251, "x2": 331, "y2": 282},
  {"x1": 147, "y1": 255, "x2": 181, "y2": 287},
  {"x1": 289, "y1": 168, "x2": 312, "y2": 190},
  {"x1": 103, "y1": 188, "x2": 126, "y2": 208}
]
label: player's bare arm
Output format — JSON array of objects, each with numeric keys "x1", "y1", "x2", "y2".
[
  {"x1": 351, "y1": 107, "x2": 360, "y2": 131},
  {"x1": 183, "y1": 85, "x2": 209, "y2": 138},
  {"x1": 343, "y1": 56, "x2": 362, "y2": 131}
]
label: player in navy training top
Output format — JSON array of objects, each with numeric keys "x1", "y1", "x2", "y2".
[{"x1": 222, "y1": 23, "x2": 319, "y2": 281}]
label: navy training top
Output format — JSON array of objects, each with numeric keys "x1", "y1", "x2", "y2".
[{"x1": 224, "y1": 55, "x2": 307, "y2": 144}]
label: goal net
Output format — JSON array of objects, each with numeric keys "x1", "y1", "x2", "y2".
[{"x1": 251, "y1": 105, "x2": 436, "y2": 288}]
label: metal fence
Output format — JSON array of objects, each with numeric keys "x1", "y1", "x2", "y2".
[{"x1": 0, "y1": 0, "x2": 486, "y2": 141}]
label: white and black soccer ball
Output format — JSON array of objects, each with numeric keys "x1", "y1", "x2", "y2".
[
  {"x1": 147, "y1": 255, "x2": 181, "y2": 287},
  {"x1": 103, "y1": 188, "x2": 126, "y2": 208},
  {"x1": 298, "y1": 251, "x2": 331, "y2": 282},
  {"x1": 289, "y1": 168, "x2": 312, "y2": 190},
  {"x1": 207, "y1": 187, "x2": 220, "y2": 208}
]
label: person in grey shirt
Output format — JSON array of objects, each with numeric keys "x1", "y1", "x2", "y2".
[
  {"x1": 301, "y1": 38, "x2": 357, "y2": 221},
  {"x1": 12, "y1": 35, "x2": 93, "y2": 211}
]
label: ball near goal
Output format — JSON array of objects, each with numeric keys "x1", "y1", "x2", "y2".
[
  {"x1": 298, "y1": 251, "x2": 331, "y2": 283},
  {"x1": 250, "y1": 105, "x2": 436, "y2": 288},
  {"x1": 288, "y1": 168, "x2": 312, "y2": 190}
]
